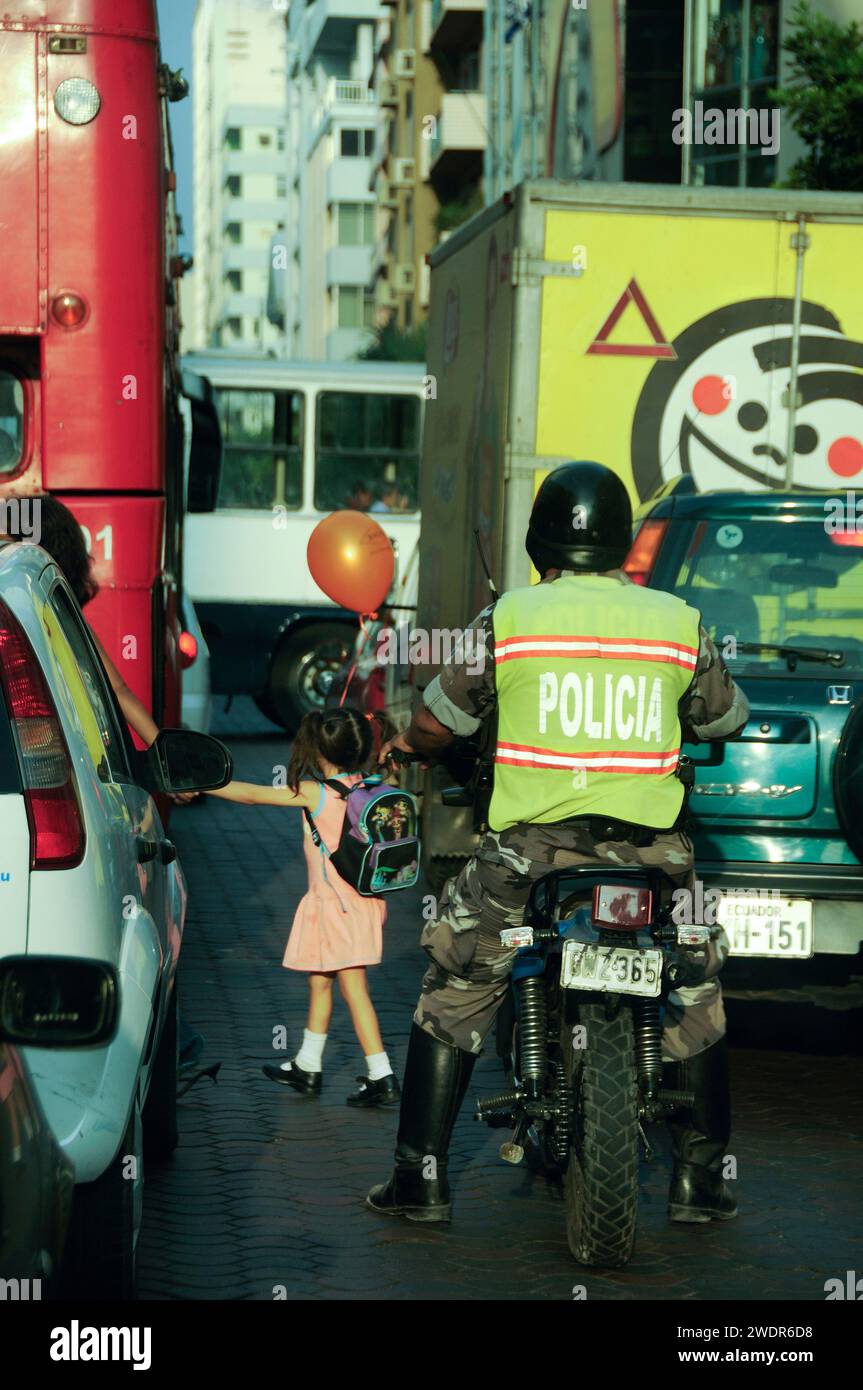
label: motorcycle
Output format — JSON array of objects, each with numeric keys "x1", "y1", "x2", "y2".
[{"x1": 477, "y1": 865, "x2": 710, "y2": 1268}]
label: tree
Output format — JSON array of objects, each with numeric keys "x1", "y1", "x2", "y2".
[
  {"x1": 356, "y1": 318, "x2": 428, "y2": 362},
  {"x1": 771, "y1": 0, "x2": 863, "y2": 191}
]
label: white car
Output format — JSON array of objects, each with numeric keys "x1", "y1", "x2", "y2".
[{"x1": 0, "y1": 541, "x2": 231, "y2": 1298}]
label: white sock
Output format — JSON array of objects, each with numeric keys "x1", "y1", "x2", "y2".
[
  {"x1": 292, "y1": 1029, "x2": 328, "y2": 1073},
  {"x1": 366, "y1": 1050, "x2": 393, "y2": 1082}
]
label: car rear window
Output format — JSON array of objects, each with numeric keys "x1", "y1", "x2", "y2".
[{"x1": 655, "y1": 517, "x2": 863, "y2": 676}]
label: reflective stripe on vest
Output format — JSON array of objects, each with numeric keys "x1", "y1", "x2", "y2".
[{"x1": 488, "y1": 576, "x2": 701, "y2": 833}]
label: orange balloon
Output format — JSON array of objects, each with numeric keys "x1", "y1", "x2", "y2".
[{"x1": 307, "y1": 511, "x2": 394, "y2": 613}]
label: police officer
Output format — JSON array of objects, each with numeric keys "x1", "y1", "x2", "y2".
[{"x1": 368, "y1": 462, "x2": 750, "y2": 1227}]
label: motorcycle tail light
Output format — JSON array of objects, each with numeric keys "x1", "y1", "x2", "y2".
[
  {"x1": 592, "y1": 884, "x2": 653, "y2": 929},
  {"x1": 677, "y1": 926, "x2": 711, "y2": 945},
  {"x1": 500, "y1": 927, "x2": 534, "y2": 949}
]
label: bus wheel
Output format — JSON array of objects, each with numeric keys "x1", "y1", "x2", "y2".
[{"x1": 263, "y1": 622, "x2": 357, "y2": 732}]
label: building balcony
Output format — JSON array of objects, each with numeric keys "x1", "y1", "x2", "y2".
[
  {"x1": 307, "y1": 77, "x2": 377, "y2": 156},
  {"x1": 325, "y1": 244, "x2": 374, "y2": 287},
  {"x1": 302, "y1": 1, "x2": 386, "y2": 67},
  {"x1": 222, "y1": 246, "x2": 271, "y2": 273},
  {"x1": 430, "y1": 92, "x2": 487, "y2": 177},
  {"x1": 326, "y1": 326, "x2": 375, "y2": 361},
  {"x1": 326, "y1": 157, "x2": 376, "y2": 203},
  {"x1": 220, "y1": 291, "x2": 265, "y2": 318},
  {"x1": 429, "y1": 0, "x2": 485, "y2": 49},
  {"x1": 221, "y1": 151, "x2": 286, "y2": 176},
  {"x1": 222, "y1": 199, "x2": 287, "y2": 225}
]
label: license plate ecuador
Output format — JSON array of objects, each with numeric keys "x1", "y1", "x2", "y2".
[{"x1": 560, "y1": 942, "x2": 663, "y2": 997}]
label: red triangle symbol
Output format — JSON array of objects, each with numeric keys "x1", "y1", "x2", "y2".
[{"x1": 586, "y1": 278, "x2": 677, "y2": 359}]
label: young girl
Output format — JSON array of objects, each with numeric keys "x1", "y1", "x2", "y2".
[{"x1": 206, "y1": 707, "x2": 401, "y2": 1108}]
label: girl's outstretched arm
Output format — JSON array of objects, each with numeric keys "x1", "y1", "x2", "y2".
[{"x1": 205, "y1": 779, "x2": 320, "y2": 808}]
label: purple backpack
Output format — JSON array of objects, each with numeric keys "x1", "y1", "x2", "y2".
[{"x1": 303, "y1": 776, "x2": 420, "y2": 897}]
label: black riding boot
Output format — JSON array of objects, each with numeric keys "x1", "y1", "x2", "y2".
[
  {"x1": 366, "y1": 1024, "x2": 476, "y2": 1224},
  {"x1": 666, "y1": 1036, "x2": 738, "y2": 1223}
]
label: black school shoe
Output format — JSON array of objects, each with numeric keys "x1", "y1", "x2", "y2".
[
  {"x1": 261, "y1": 1060, "x2": 322, "y2": 1096},
  {"x1": 347, "y1": 1073, "x2": 401, "y2": 1108}
]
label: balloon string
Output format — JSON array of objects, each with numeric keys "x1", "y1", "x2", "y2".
[{"x1": 338, "y1": 612, "x2": 378, "y2": 708}]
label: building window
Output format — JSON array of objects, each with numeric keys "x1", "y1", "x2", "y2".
[
  {"x1": 277, "y1": 129, "x2": 286, "y2": 151},
  {"x1": 259, "y1": 133, "x2": 272, "y2": 147},
  {"x1": 340, "y1": 128, "x2": 375, "y2": 157},
  {"x1": 226, "y1": 270, "x2": 243, "y2": 292},
  {"x1": 337, "y1": 286, "x2": 377, "y2": 329},
  {"x1": 404, "y1": 299, "x2": 413, "y2": 328},
  {"x1": 226, "y1": 174, "x2": 241, "y2": 197},
  {"x1": 337, "y1": 203, "x2": 375, "y2": 246},
  {"x1": 276, "y1": 175, "x2": 287, "y2": 197},
  {"x1": 224, "y1": 127, "x2": 241, "y2": 151},
  {"x1": 226, "y1": 317, "x2": 242, "y2": 336},
  {"x1": 226, "y1": 222, "x2": 241, "y2": 244},
  {"x1": 687, "y1": 0, "x2": 780, "y2": 187}
]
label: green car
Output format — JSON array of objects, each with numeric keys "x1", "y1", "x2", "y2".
[{"x1": 630, "y1": 479, "x2": 863, "y2": 989}]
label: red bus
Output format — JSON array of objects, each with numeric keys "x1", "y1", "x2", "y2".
[{"x1": 0, "y1": 0, "x2": 218, "y2": 743}]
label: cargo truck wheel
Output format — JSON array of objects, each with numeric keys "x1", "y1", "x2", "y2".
[
  {"x1": 61, "y1": 1098, "x2": 142, "y2": 1300},
  {"x1": 143, "y1": 982, "x2": 179, "y2": 1160},
  {"x1": 262, "y1": 622, "x2": 357, "y2": 732}
]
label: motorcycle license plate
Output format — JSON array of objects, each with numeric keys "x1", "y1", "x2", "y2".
[
  {"x1": 561, "y1": 942, "x2": 662, "y2": 997},
  {"x1": 716, "y1": 895, "x2": 813, "y2": 958}
]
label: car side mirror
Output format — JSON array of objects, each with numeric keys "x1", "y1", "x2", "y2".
[
  {"x1": 0, "y1": 957, "x2": 118, "y2": 1048},
  {"x1": 138, "y1": 728, "x2": 233, "y2": 795}
]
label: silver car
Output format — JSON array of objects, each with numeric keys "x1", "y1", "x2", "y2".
[{"x1": 0, "y1": 540, "x2": 231, "y2": 1297}]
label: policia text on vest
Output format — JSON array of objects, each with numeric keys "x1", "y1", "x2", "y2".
[{"x1": 488, "y1": 577, "x2": 701, "y2": 833}]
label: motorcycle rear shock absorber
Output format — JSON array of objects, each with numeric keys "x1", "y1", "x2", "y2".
[
  {"x1": 516, "y1": 974, "x2": 548, "y2": 1103},
  {"x1": 633, "y1": 998, "x2": 663, "y2": 1104}
]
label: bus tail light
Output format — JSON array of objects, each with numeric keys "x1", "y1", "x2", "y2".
[
  {"x1": 51, "y1": 293, "x2": 88, "y2": 329},
  {"x1": 178, "y1": 631, "x2": 198, "y2": 668},
  {"x1": 0, "y1": 604, "x2": 85, "y2": 870},
  {"x1": 622, "y1": 520, "x2": 668, "y2": 587}
]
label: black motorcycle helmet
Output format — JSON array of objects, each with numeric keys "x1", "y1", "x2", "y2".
[{"x1": 525, "y1": 461, "x2": 633, "y2": 574}]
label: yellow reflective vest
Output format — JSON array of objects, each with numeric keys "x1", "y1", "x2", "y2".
[{"x1": 488, "y1": 575, "x2": 701, "y2": 832}]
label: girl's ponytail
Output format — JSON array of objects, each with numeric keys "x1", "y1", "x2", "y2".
[{"x1": 287, "y1": 709, "x2": 325, "y2": 791}]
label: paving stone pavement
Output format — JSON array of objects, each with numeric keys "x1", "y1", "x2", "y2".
[{"x1": 136, "y1": 699, "x2": 863, "y2": 1302}]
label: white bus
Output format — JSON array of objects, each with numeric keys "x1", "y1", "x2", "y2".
[{"x1": 181, "y1": 353, "x2": 425, "y2": 730}]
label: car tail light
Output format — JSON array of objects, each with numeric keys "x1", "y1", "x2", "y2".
[
  {"x1": 0, "y1": 604, "x2": 85, "y2": 869},
  {"x1": 622, "y1": 520, "x2": 668, "y2": 586},
  {"x1": 592, "y1": 884, "x2": 653, "y2": 929},
  {"x1": 828, "y1": 530, "x2": 863, "y2": 547},
  {"x1": 178, "y1": 630, "x2": 198, "y2": 668}
]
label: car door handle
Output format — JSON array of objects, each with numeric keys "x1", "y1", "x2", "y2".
[
  {"x1": 160, "y1": 839, "x2": 177, "y2": 865},
  {"x1": 136, "y1": 836, "x2": 159, "y2": 864}
]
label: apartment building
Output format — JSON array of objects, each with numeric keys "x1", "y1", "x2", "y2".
[
  {"x1": 368, "y1": 0, "x2": 486, "y2": 332},
  {"x1": 487, "y1": 0, "x2": 859, "y2": 198},
  {"x1": 191, "y1": 0, "x2": 289, "y2": 350},
  {"x1": 275, "y1": 1, "x2": 383, "y2": 360}
]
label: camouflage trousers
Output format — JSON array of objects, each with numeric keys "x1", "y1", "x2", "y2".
[{"x1": 415, "y1": 822, "x2": 729, "y2": 1062}]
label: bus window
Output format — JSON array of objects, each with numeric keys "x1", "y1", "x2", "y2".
[
  {"x1": 315, "y1": 392, "x2": 420, "y2": 513},
  {"x1": 0, "y1": 371, "x2": 24, "y2": 474},
  {"x1": 215, "y1": 388, "x2": 303, "y2": 510}
]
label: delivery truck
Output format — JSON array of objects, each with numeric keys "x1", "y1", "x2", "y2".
[{"x1": 411, "y1": 179, "x2": 863, "y2": 892}]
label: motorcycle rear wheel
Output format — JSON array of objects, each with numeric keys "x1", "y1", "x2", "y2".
[{"x1": 561, "y1": 1001, "x2": 639, "y2": 1267}]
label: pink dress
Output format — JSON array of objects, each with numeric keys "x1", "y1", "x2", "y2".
[{"x1": 282, "y1": 774, "x2": 386, "y2": 973}]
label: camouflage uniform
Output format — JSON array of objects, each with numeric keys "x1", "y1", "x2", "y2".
[{"x1": 415, "y1": 571, "x2": 750, "y2": 1063}]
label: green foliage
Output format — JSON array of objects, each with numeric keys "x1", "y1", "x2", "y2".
[
  {"x1": 433, "y1": 188, "x2": 484, "y2": 235},
  {"x1": 356, "y1": 319, "x2": 428, "y2": 362},
  {"x1": 771, "y1": 0, "x2": 863, "y2": 190}
]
